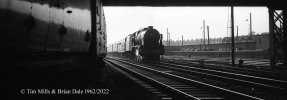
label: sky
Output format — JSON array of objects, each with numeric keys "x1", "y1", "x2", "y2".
[{"x1": 104, "y1": 7, "x2": 269, "y2": 45}]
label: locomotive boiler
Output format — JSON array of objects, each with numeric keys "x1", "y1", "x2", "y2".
[{"x1": 108, "y1": 26, "x2": 165, "y2": 61}]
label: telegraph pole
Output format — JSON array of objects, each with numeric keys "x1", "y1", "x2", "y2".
[
  {"x1": 203, "y1": 20, "x2": 206, "y2": 51},
  {"x1": 167, "y1": 28, "x2": 169, "y2": 46},
  {"x1": 182, "y1": 35, "x2": 184, "y2": 51},
  {"x1": 169, "y1": 34, "x2": 171, "y2": 46},
  {"x1": 231, "y1": 6, "x2": 235, "y2": 67},
  {"x1": 207, "y1": 25, "x2": 210, "y2": 45},
  {"x1": 250, "y1": 13, "x2": 252, "y2": 38},
  {"x1": 168, "y1": 29, "x2": 171, "y2": 46},
  {"x1": 237, "y1": 25, "x2": 239, "y2": 38},
  {"x1": 182, "y1": 35, "x2": 183, "y2": 46}
]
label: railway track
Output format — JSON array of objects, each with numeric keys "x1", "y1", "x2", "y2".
[
  {"x1": 149, "y1": 61, "x2": 287, "y2": 93},
  {"x1": 105, "y1": 57, "x2": 264, "y2": 100},
  {"x1": 115, "y1": 56, "x2": 287, "y2": 99},
  {"x1": 164, "y1": 56, "x2": 287, "y2": 71},
  {"x1": 161, "y1": 58, "x2": 287, "y2": 81}
]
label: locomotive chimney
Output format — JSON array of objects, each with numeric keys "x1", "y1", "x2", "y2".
[{"x1": 148, "y1": 26, "x2": 153, "y2": 29}]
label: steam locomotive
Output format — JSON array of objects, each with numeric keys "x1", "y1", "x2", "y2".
[{"x1": 108, "y1": 26, "x2": 165, "y2": 61}]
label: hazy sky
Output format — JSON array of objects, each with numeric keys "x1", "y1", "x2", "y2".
[{"x1": 104, "y1": 7, "x2": 269, "y2": 45}]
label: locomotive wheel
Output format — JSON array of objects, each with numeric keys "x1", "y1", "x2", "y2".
[
  {"x1": 139, "y1": 56, "x2": 143, "y2": 62},
  {"x1": 135, "y1": 48, "x2": 144, "y2": 62},
  {"x1": 136, "y1": 56, "x2": 139, "y2": 62},
  {"x1": 136, "y1": 55, "x2": 142, "y2": 62}
]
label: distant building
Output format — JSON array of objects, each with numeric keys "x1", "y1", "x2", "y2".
[
  {"x1": 256, "y1": 33, "x2": 269, "y2": 50},
  {"x1": 164, "y1": 33, "x2": 270, "y2": 51}
]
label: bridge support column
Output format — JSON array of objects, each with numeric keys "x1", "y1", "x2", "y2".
[{"x1": 269, "y1": 7, "x2": 287, "y2": 67}]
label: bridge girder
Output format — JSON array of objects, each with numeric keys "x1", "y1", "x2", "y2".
[{"x1": 103, "y1": 0, "x2": 285, "y2": 8}]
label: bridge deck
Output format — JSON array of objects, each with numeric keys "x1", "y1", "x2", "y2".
[{"x1": 103, "y1": 0, "x2": 284, "y2": 8}]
